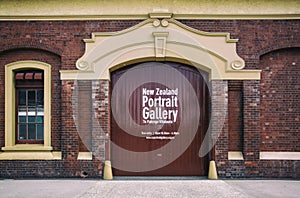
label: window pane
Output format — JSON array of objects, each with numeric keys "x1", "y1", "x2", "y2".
[
  {"x1": 36, "y1": 116, "x2": 44, "y2": 123},
  {"x1": 37, "y1": 107, "x2": 44, "y2": 116},
  {"x1": 18, "y1": 124, "x2": 27, "y2": 140},
  {"x1": 15, "y1": 73, "x2": 45, "y2": 143},
  {"x1": 28, "y1": 116, "x2": 36, "y2": 123},
  {"x1": 18, "y1": 90, "x2": 26, "y2": 105},
  {"x1": 28, "y1": 90, "x2": 36, "y2": 106},
  {"x1": 28, "y1": 107, "x2": 36, "y2": 116},
  {"x1": 18, "y1": 116, "x2": 26, "y2": 123},
  {"x1": 18, "y1": 107, "x2": 27, "y2": 116},
  {"x1": 37, "y1": 90, "x2": 44, "y2": 105},
  {"x1": 28, "y1": 124, "x2": 36, "y2": 140},
  {"x1": 37, "y1": 124, "x2": 44, "y2": 140}
]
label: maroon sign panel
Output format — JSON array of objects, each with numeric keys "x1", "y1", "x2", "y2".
[{"x1": 111, "y1": 62, "x2": 210, "y2": 176}]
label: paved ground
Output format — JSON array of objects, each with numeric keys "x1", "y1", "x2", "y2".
[
  {"x1": 0, "y1": 178, "x2": 299, "y2": 198},
  {"x1": 225, "y1": 180, "x2": 300, "y2": 198}
]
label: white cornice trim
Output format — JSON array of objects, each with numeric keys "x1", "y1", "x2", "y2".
[
  {"x1": 0, "y1": 14, "x2": 300, "y2": 21},
  {"x1": 1, "y1": 0, "x2": 299, "y2": 21}
]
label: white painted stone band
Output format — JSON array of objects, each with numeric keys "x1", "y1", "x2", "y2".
[
  {"x1": 260, "y1": 152, "x2": 300, "y2": 160},
  {"x1": 228, "y1": 152, "x2": 300, "y2": 160}
]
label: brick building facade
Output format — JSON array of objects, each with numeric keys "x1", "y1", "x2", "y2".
[{"x1": 0, "y1": 0, "x2": 299, "y2": 178}]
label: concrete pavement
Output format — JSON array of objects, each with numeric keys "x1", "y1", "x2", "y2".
[
  {"x1": 0, "y1": 178, "x2": 299, "y2": 198},
  {"x1": 225, "y1": 180, "x2": 300, "y2": 198}
]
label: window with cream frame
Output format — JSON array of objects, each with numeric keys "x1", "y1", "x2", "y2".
[{"x1": 2, "y1": 60, "x2": 52, "y2": 151}]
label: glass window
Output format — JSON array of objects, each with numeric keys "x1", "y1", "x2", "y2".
[
  {"x1": 17, "y1": 89, "x2": 44, "y2": 143},
  {"x1": 15, "y1": 70, "x2": 44, "y2": 144}
]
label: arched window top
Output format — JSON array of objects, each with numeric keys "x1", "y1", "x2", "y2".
[{"x1": 0, "y1": 60, "x2": 60, "y2": 160}]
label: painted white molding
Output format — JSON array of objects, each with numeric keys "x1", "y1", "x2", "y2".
[
  {"x1": 260, "y1": 152, "x2": 300, "y2": 160},
  {"x1": 0, "y1": 151, "x2": 61, "y2": 160},
  {"x1": 153, "y1": 32, "x2": 169, "y2": 59},
  {"x1": 60, "y1": 14, "x2": 260, "y2": 80}
]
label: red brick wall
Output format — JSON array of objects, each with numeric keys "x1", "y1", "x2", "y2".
[
  {"x1": 61, "y1": 80, "x2": 104, "y2": 177},
  {"x1": 228, "y1": 81, "x2": 244, "y2": 151},
  {"x1": 179, "y1": 20, "x2": 300, "y2": 70},
  {"x1": 213, "y1": 80, "x2": 229, "y2": 176},
  {"x1": 76, "y1": 81, "x2": 92, "y2": 152},
  {"x1": 243, "y1": 80, "x2": 261, "y2": 177},
  {"x1": 260, "y1": 48, "x2": 300, "y2": 152},
  {"x1": 0, "y1": 21, "x2": 142, "y2": 70},
  {"x1": 0, "y1": 19, "x2": 299, "y2": 178}
]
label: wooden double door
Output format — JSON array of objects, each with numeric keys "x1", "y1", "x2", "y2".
[{"x1": 111, "y1": 62, "x2": 210, "y2": 176}]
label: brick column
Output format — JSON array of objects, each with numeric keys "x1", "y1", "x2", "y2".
[
  {"x1": 61, "y1": 80, "x2": 78, "y2": 175},
  {"x1": 61, "y1": 80, "x2": 105, "y2": 177},
  {"x1": 92, "y1": 80, "x2": 110, "y2": 161},
  {"x1": 212, "y1": 80, "x2": 228, "y2": 177},
  {"x1": 243, "y1": 80, "x2": 260, "y2": 177}
]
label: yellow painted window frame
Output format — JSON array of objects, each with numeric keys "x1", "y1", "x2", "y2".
[{"x1": 2, "y1": 61, "x2": 52, "y2": 152}]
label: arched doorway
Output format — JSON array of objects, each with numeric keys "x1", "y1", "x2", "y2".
[{"x1": 110, "y1": 62, "x2": 210, "y2": 176}]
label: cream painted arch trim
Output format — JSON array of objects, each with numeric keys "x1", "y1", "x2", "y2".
[
  {"x1": 2, "y1": 61, "x2": 54, "y2": 157},
  {"x1": 60, "y1": 17, "x2": 260, "y2": 80}
]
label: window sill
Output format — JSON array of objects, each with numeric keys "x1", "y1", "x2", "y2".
[
  {"x1": 228, "y1": 151, "x2": 244, "y2": 160},
  {"x1": 0, "y1": 144, "x2": 60, "y2": 160},
  {"x1": 260, "y1": 152, "x2": 300, "y2": 160},
  {"x1": 77, "y1": 152, "x2": 93, "y2": 160},
  {"x1": 2, "y1": 144, "x2": 53, "y2": 151},
  {"x1": 0, "y1": 151, "x2": 61, "y2": 160}
]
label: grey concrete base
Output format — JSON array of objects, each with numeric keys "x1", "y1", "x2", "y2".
[
  {"x1": 0, "y1": 179, "x2": 299, "y2": 198},
  {"x1": 113, "y1": 176, "x2": 206, "y2": 180},
  {"x1": 81, "y1": 180, "x2": 247, "y2": 198},
  {"x1": 0, "y1": 179, "x2": 98, "y2": 198},
  {"x1": 225, "y1": 180, "x2": 300, "y2": 198}
]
